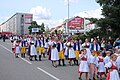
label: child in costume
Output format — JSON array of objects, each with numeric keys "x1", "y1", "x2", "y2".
[
  {"x1": 89, "y1": 50, "x2": 98, "y2": 80},
  {"x1": 105, "y1": 54, "x2": 120, "y2": 80},
  {"x1": 15, "y1": 40, "x2": 21, "y2": 58},
  {"x1": 97, "y1": 50, "x2": 106, "y2": 80},
  {"x1": 78, "y1": 49, "x2": 89, "y2": 80}
]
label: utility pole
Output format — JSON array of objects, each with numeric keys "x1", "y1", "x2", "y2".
[{"x1": 66, "y1": 0, "x2": 69, "y2": 34}]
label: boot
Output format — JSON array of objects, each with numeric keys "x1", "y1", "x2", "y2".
[
  {"x1": 35, "y1": 55, "x2": 37, "y2": 61},
  {"x1": 62, "y1": 59, "x2": 65, "y2": 66},
  {"x1": 15, "y1": 54, "x2": 19, "y2": 58},
  {"x1": 74, "y1": 60, "x2": 76, "y2": 65},
  {"x1": 43, "y1": 53, "x2": 45, "y2": 58},
  {"x1": 29, "y1": 56, "x2": 32, "y2": 61},
  {"x1": 21, "y1": 54, "x2": 23, "y2": 57},
  {"x1": 58, "y1": 60, "x2": 61, "y2": 66},
  {"x1": 76, "y1": 60, "x2": 78, "y2": 66},
  {"x1": 23, "y1": 53, "x2": 25, "y2": 58},
  {"x1": 39, "y1": 55, "x2": 41, "y2": 61}
]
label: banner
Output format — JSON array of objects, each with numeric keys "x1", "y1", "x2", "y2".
[
  {"x1": 25, "y1": 14, "x2": 33, "y2": 24},
  {"x1": 32, "y1": 28, "x2": 39, "y2": 32},
  {"x1": 68, "y1": 16, "x2": 84, "y2": 30}
]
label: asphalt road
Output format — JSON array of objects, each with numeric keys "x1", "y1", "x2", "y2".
[{"x1": 0, "y1": 40, "x2": 79, "y2": 80}]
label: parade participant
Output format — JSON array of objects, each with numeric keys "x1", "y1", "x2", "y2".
[
  {"x1": 10, "y1": 35, "x2": 14, "y2": 42},
  {"x1": 78, "y1": 49, "x2": 89, "y2": 80},
  {"x1": 44, "y1": 38, "x2": 49, "y2": 59},
  {"x1": 40, "y1": 37, "x2": 45, "y2": 58},
  {"x1": 90, "y1": 39, "x2": 100, "y2": 56},
  {"x1": 35, "y1": 37, "x2": 41, "y2": 61},
  {"x1": 67, "y1": 39, "x2": 76, "y2": 66},
  {"x1": 14, "y1": 40, "x2": 21, "y2": 58},
  {"x1": 28, "y1": 40, "x2": 37, "y2": 61},
  {"x1": 82, "y1": 39, "x2": 92, "y2": 59},
  {"x1": 89, "y1": 50, "x2": 98, "y2": 80},
  {"x1": 82, "y1": 38, "x2": 90, "y2": 49},
  {"x1": 82, "y1": 39, "x2": 91, "y2": 57},
  {"x1": 11, "y1": 39, "x2": 15, "y2": 53},
  {"x1": 3, "y1": 34, "x2": 6, "y2": 42},
  {"x1": 57, "y1": 39, "x2": 65, "y2": 66},
  {"x1": 64, "y1": 39, "x2": 69, "y2": 60},
  {"x1": 116, "y1": 49, "x2": 120, "y2": 76},
  {"x1": 20, "y1": 37, "x2": 27, "y2": 58},
  {"x1": 105, "y1": 54, "x2": 120, "y2": 80},
  {"x1": 73, "y1": 39, "x2": 81, "y2": 65},
  {"x1": 51, "y1": 38, "x2": 59, "y2": 68},
  {"x1": 104, "y1": 51, "x2": 111, "y2": 64},
  {"x1": 48, "y1": 37, "x2": 54, "y2": 60},
  {"x1": 97, "y1": 50, "x2": 106, "y2": 80}
]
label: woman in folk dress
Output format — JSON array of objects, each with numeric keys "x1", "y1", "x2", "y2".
[
  {"x1": 78, "y1": 49, "x2": 89, "y2": 80},
  {"x1": 67, "y1": 39, "x2": 76, "y2": 66},
  {"x1": 29, "y1": 41, "x2": 37, "y2": 61},
  {"x1": 51, "y1": 41, "x2": 59, "y2": 68}
]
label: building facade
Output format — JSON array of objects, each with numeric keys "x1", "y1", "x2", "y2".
[{"x1": 0, "y1": 13, "x2": 33, "y2": 34}]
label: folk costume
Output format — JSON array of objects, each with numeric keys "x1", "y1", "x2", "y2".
[
  {"x1": 78, "y1": 53, "x2": 89, "y2": 73},
  {"x1": 35, "y1": 38, "x2": 41, "y2": 61},
  {"x1": 97, "y1": 56, "x2": 106, "y2": 77},
  {"x1": 67, "y1": 42, "x2": 76, "y2": 66},
  {"x1": 57, "y1": 41, "x2": 65, "y2": 66},
  {"x1": 20, "y1": 39, "x2": 27, "y2": 58},
  {"x1": 15, "y1": 41, "x2": 21, "y2": 58},
  {"x1": 90, "y1": 42, "x2": 100, "y2": 57},
  {"x1": 51, "y1": 42, "x2": 59, "y2": 68},
  {"x1": 89, "y1": 54, "x2": 98, "y2": 80},
  {"x1": 104, "y1": 55, "x2": 110, "y2": 65},
  {"x1": 73, "y1": 41, "x2": 81, "y2": 65},
  {"x1": 44, "y1": 39, "x2": 49, "y2": 59},
  {"x1": 105, "y1": 61, "x2": 120, "y2": 80},
  {"x1": 82, "y1": 42, "x2": 92, "y2": 58},
  {"x1": 28, "y1": 41, "x2": 37, "y2": 61},
  {"x1": 40, "y1": 37, "x2": 45, "y2": 58}
]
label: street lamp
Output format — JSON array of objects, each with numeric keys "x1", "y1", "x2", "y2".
[{"x1": 66, "y1": 0, "x2": 69, "y2": 34}]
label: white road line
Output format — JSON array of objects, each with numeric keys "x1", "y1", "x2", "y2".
[
  {"x1": 37, "y1": 67, "x2": 60, "y2": 80},
  {"x1": 18, "y1": 55, "x2": 32, "y2": 64},
  {"x1": 0, "y1": 43, "x2": 32, "y2": 65},
  {"x1": 0, "y1": 43, "x2": 60, "y2": 80}
]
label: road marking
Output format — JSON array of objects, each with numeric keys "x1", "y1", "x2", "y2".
[
  {"x1": 0, "y1": 43, "x2": 60, "y2": 80},
  {"x1": 37, "y1": 67, "x2": 60, "y2": 80},
  {"x1": 18, "y1": 55, "x2": 32, "y2": 64},
  {"x1": 0, "y1": 43, "x2": 32, "y2": 65}
]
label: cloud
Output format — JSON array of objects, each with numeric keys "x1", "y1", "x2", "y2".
[
  {"x1": 74, "y1": 8, "x2": 104, "y2": 19},
  {"x1": 30, "y1": 6, "x2": 51, "y2": 20},
  {"x1": 64, "y1": 0, "x2": 79, "y2": 5},
  {"x1": 29, "y1": 6, "x2": 64, "y2": 29}
]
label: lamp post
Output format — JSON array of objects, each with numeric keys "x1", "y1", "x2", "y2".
[
  {"x1": 84, "y1": 12, "x2": 90, "y2": 34},
  {"x1": 66, "y1": 0, "x2": 69, "y2": 34}
]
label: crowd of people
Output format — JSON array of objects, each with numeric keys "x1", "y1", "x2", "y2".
[{"x1": 8, "y1": 34, "x2": 120, "y2": 80}]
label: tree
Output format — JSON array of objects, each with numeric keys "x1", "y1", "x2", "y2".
[
  {"x1": 96, "y1": 0, "x2": 120, "y2": 36},
  {"x1": 40, "y1": 23, "x2": 45, "y2": 34},
  {"x1": 28, "y1": 21, "x2": 38, "y2": 34},
  {"x1": 28, "y1": 21, "x2": 45, "y2": 34}
]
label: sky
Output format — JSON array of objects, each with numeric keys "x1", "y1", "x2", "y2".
[{"x1": 0, "y1": 0, "x2": 103, "y2": 28}]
